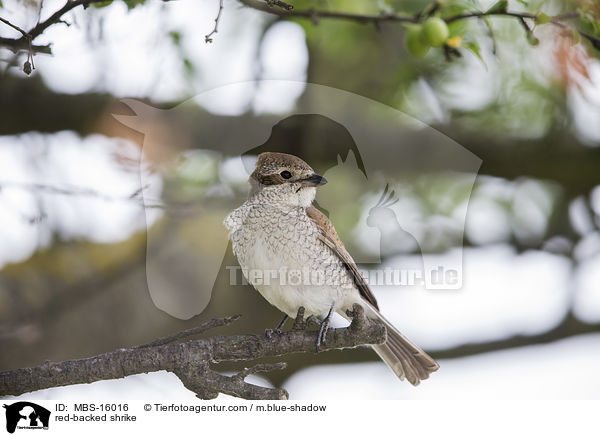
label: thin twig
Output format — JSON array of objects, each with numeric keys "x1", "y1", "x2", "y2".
[
  {"x1": 0, "y1": 0, "x2": 174, "y2": 54},
  {"x1": 0, "y1": 17, "x2": 29, "y2": 37},
  {"x1": 135, "y1": 315, "x2": 242, "y2": 349},
  {"x1": 0, "y1": 182, "x2": 166, "y2": 209},
  {"x1": 205, "y1": 0, "x2": 225, "y2": 43},
  {"x1": 237, "y1": 0, "x2": 418, "y2": 24},
  {"x1": 482, "y1": 17, "x2": 498, "y2": 56},
  {"x1": 234, "y1": 362, "x2": 287, "y2": 380},
  {"x1": 0, "y1": 36, "x2": 51, "y2": 54},
  {"x1": 37, "y1": 0, "x2": 45, "y2": 26},
  {"x1": 578, "y1": 30, "x2": 600, "y2": 50}
]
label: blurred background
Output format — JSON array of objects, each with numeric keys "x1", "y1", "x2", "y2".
[{"x1": 1, "y1": 0, "x2": 600, "y2": 400}]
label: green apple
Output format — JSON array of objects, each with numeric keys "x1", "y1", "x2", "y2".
[
  {"x1": 422, "y1": 17, "x2": 449, "y2": 47},
  {"x1": 405, "y1": 26, "x2": 430, "y2": 58}
]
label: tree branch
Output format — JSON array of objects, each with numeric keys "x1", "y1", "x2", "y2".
[
  {"x1": 237, "y1": 1, "x2": 598, "y2": 52},
  {"x1": 0, "y1": 182, "x2": 167, "y2": 210},
  {"x1": 0, "y1": 0, "x2": 173, "y2": 54},
  {"x1": 205, "y1": 0, "x2": 224, "y2": 43},
  {"x1": 0, "y1": 305, "x2": 386, "y2": 400},
  {"x1": 237, "y1": 0, "x2": 419, "y2": 24},
  {"x1": 237, "y1": 0, "x2": 580, "y2": 26},
  {"x1": 0, "y1": 16, "x2": 29, "y2": 37},
  {"x1": 0, "y1": 37, "x2": 51, "y2": 54},
  {"x1": 134, "y1": 314, "x2": 242, "y2": 349},
  {"x1": 0, "y1": 0, "x2": 594, "y2": 57},
  {"x1": 27, "y1": 0, "x2": 110, "y2": 41}
]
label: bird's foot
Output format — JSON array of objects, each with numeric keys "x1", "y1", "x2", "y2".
[
  {"x1": 265, "y1": 314, "x2": 289, "y2": 339},
  {"x1": 292, "y1": 307, "x2": 315, "y2": 331},
  {"x1": 315, "y1": 306, "x2": 334, "y2": 352},
  {"x1": 264, "y1": 328, "x2": 283, "y2": 339},
  {"x1": 305, "y1": 315, "x2": 320, "y2": 328},
  {"x1": 346, "y1": 303, "x2": 366, "y2": 332}
]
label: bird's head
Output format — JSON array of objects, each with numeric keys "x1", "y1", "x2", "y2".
[{"x1": 249, "y1": 152, "x2": 327, "y2": 207}]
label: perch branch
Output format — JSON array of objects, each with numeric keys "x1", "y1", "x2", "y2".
[{"x1": 0, "y1": 305, "x2": 385, "y2": 400}]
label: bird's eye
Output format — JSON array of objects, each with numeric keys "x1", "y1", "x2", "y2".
[{"x1": 280, "y1": 170, "x2": 292, "y2": 179}]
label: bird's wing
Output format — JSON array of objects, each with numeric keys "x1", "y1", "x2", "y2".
[{"x1": 306, "y1": 205, "x2": 379, "y2": 310}]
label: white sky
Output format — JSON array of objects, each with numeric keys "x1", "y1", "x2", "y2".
[{"x1": 0, "y1": 132, "x2": 155, "y2": 266}]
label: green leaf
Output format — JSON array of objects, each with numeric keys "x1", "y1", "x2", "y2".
[
  {"x1": 441, "y1": 0, "x2": 479, "y2": 14},
  {"x1": 123, "y1": 0, "x2": 145, "y2": 10},
  {"x1": 183, "y1": 58, "x2": 194, "y2": 75},
  {"x1": 169, "y1": 31, "x2": 182, "y2": 46},
  {"x1": 486, "y1": 0, "x2": 508, "y2": 14},
  {"x1": 526, "y1": 32, "x2": 540, "y2": 46},
  {"x1": 447, "y1": 20, "x2": 467, "y2": 38},
  {"x1": 536, "y1": 12, "x2": 551, "y2": 25},
  {"x1": 92, "y1": 0, "x2": 114, "y2": 8},
  {"x1": 579, "y1": 10, "x2": 600, "y2": 34},
  {"x1": 515, "y1": 0, "x2": 528, "y2": 6},
  {"x1": 464, "y1": 42, "x2": 487, "y2": 69},
  {"x1": 570, "y1": 28, "x2": 582, "y2": 45}
]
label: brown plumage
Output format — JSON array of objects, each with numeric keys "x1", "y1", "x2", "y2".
[{"x1": 306, "y1": 205, "x2": 439, "y2": 385}]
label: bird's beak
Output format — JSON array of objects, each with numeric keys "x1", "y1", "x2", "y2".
[{"x1": 300, "y1": 173, "x2": 328, "y2": 187}]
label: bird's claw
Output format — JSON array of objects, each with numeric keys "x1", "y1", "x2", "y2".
[
  {"x1": 315, "y1": 323, "x2": 329, "y2": 351},
  {"x1": 264, "y1": 328, "x2": 282, "y2": 339},
  {"x1": 305, "y1": 315, "x2": 320, "y2": 329},
  {"x1": 315, "y1": 306, "x2": 334, "y2": 352}
]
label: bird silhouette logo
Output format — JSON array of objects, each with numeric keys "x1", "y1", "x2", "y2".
[
  {"x1": 367, "y1": 184, "x2": 424, "y2": 259},
  {"x1": 113, "y1": 80, "x2": 481, "y2": 318}
]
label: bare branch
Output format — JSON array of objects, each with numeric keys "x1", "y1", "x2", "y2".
[
  {"x1": 236, "y1": 0, "x2": 597, "y2": 53},
  {"x1": 234, "y1": 362, "x2": 287, "y2": 380},
  {"x1": 0, "y1": 309, "x2": 386, "y2": 400},
  {"x1": 135, "y1": 314, "x2": 242, "y2": 349},
  {"x1": 264, "y1": 0, "x2": 293, "y2": 11},
  {"x1": 0, "y1": 37, "x2": 51, "y2": 54},
  {"x1": 237, "y1": 0, "x2": 584, "y2": 28},
  {"x1": 205, "y1": 0, "x2": 224, "y2": 43},
  {"x1": 0, "y1": 0, "x2": 173, "y2": 55},
  {"x1": 578, "y1": 30, "x2": 600, "y2": 51},
  {"x1": 0, "y1": 0, "x2": 592, "y2": 59},
  {"x1": 0, "y1": 182, "x2": 166, "y2": 209},
  {"x1": 237, "y1": 0, "x2": 418, "y2": 24},
  {"x1": 0, "y1": 17, "x2": 29, "y2": 37}
]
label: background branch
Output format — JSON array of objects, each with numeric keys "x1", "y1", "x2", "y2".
[
  {"x1": 0, "y1": 307, "x2": 386, "y2": 400},
  {"x1": 0, "y1": 16, "x2": 28, "y2": 37},
  {"x1": 204, "y1": 0, "x2": 224, "y2": 43},
  {"x1": 1, "y1": 0, "x2": 596, "y2": 59},
  {"x1": 237, "y1": 0, "x2": 595, "y2": 52},
  {"x1": 0, "y1": 37, "x2": 51, "y2": 54}
]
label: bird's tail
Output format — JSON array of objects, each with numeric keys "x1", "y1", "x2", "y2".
[{"x1": 366, "y1": 305, "x2": 439, "y2": 386}]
